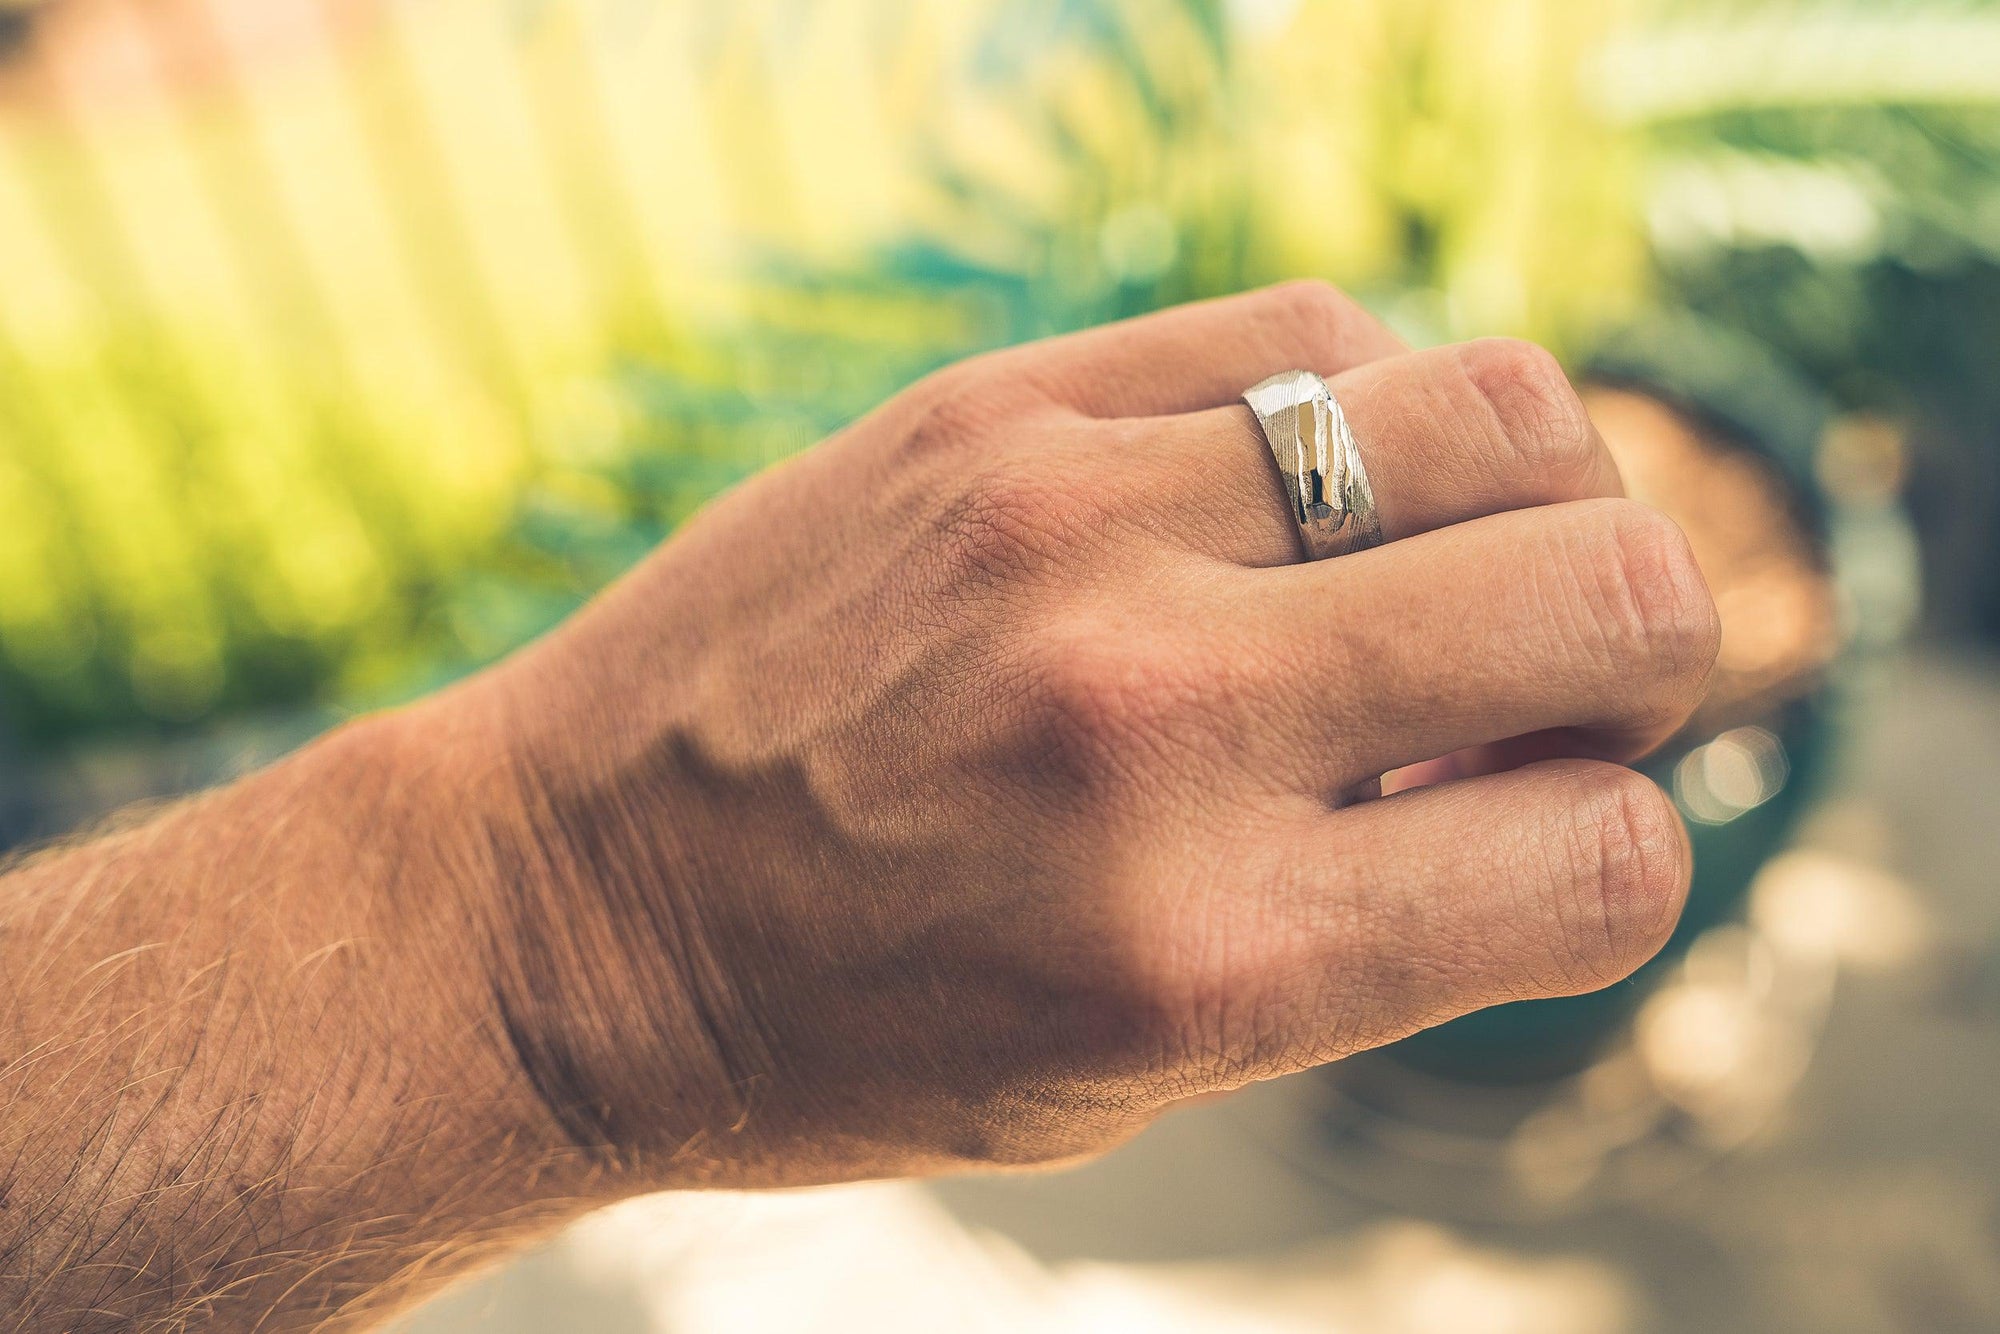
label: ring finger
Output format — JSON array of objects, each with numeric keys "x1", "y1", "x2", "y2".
[{"x1": 1123, "y1": 338, "x2": 1626, "y2": 569}]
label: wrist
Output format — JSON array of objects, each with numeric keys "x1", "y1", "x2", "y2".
[
  {"x1": 257, "y1": 704, "x2": 606, "y2": 1201},
  {"x1": 423, "y1": 653, "x2": 750, "y2": 1187},
  {"x1": 329, "y1": 696, "x2": 601, "y2": 1178},
  {"x1": 0, "y1": 697, "x2": 616, "y2": 1328}
]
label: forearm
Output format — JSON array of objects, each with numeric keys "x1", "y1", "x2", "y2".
[{"x1": 0, "y1": 705, "x2": 593, "y2": 1331}]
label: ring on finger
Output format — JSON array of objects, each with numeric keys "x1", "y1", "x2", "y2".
[{"x1": 1242, "y1": 370, "x2": 1384, "y2": 561}]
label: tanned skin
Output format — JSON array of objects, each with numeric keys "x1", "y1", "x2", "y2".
[{"x1": 0, "y1": 284, "x2": 1716, "y2": 1329}]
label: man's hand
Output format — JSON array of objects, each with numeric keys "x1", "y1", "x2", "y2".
[
  {"x1": 0, "y1": 283, "x2": 1718, "y2": 1328},
  {"x1": 470, "y1": 282, "x2": 1715, "y2": 1182}
]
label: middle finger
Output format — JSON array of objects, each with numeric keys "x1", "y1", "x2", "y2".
[{"x1": 1189, "y1": 497, "x2": 1719, "y2": 796}]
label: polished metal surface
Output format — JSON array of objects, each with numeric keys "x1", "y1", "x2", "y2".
[{"x1": 1242, "y1": 370, "x2": 1384, "y2": 561}]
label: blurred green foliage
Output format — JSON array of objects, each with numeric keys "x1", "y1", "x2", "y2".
[
  {"x1": 1628, "y1": 4, "x2": 2000, "y2": 634},
  {"x1": 463, "y1": 1, "x2": 1263, "y2": 659},
  {"x1": 2, "y1": 0, "x2": 1998, "y2": 748},
  {"x1": 454, "y1": 0, "x2": 1646, "y2": 675}
]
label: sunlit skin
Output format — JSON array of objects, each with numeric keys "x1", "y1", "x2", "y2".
[
  {"x1": 1584, "y1": 388, "x2": 1840, "y2": 733},
  {"x1": 0, "y1": 284, "x2": 1718, "y2": 1330}
]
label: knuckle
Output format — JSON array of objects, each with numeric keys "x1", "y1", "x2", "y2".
[
  {"x1": 1455, "y1": 338, "x2": 1599, "y2": 488},
  {"x1": 1573, "y1": 501, "x2": 1722, "y2": 719},
  {"x1": 937, "y1": 463, "x2": 1094, "y2": 584},
  {"x1": 1014, "y1": 626, "x2": 1195, "y2": 791},
  {"x1": 1135, "y1": 952, "x2": 1279, "y2": 1094},
  {"x1": 896, "y1": 371, "x2": 1011, "y2": 461},
  {"x1": 1262, "y1": 278, "x2": 1358, "y2": 345},
  {"x1": 1559, "y1": 767, "x2": 1690, "y2": 987},
  {"x1": 936, "y1": 1096, "x2": 1135, "y2": 1169},
  {"x1": 1024, "y1": 636, "x2": 1152, "y2": 784}
]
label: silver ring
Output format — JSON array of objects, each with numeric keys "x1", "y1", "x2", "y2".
[{"x1": 1242, "y1": 370, "x2": 1384, "y2": 561}]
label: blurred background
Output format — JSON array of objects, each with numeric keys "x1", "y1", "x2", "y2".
[{"x1": 2, "y1": 0, "x2": 1997, "y2": 1329}]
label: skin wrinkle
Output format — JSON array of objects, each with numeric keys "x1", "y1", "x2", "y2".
[{"x1": 1454, "y1": 339, "x2": 1608, "y2": 503}]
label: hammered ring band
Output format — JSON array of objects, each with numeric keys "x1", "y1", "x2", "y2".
[{"x1": 1242, "y1": 370, "x2": 1384, "y2": 562}]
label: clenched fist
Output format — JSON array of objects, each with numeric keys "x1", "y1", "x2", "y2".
[
  {"x1": 0, "y1": 283, "x2": 1717, "y2": 1330},
  {"x1": 448, "y1": 281, "x2": 1717, "y2": 1184}
]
